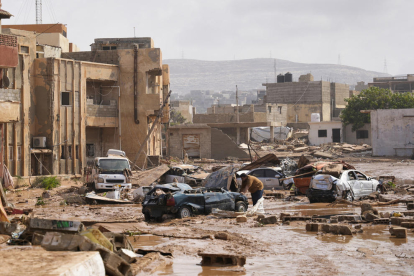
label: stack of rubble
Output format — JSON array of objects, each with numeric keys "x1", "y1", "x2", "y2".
[{"x1": 0, "y1": 217, "x2": 171, "y2": 276}]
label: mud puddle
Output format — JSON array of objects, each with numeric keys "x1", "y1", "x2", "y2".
[{"x1": 156, "y1": 256, "x2": 284, "y2": 276}]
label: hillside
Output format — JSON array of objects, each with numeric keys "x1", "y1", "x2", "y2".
[{"x1": 163, "y1": 58, "x2": 390, "y2": 93}]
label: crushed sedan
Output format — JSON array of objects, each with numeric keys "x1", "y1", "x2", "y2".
[
  {"x1": 142, "y1": 183, "x2": 249, "y2": 221},
  {"x1": 306, "y1": 169, "x2": 382, "y2": 203}
]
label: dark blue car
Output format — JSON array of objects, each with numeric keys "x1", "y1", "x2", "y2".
[{"x1": 142, "y1": 183, "x2": 248, "y2": 221}]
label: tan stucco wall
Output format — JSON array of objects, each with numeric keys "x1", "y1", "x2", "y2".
[
  {"x1": 0, "y1": 102, "x2": 20, "y2": 122},
  {"x1": 167, "y1": 127, "x2": 211, "y2": 159}
]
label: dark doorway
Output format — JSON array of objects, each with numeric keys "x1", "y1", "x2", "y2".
[{"x1": 332, "y1": 129, "x2": 341, "y2": 143}]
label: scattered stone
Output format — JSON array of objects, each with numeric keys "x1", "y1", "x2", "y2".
[
  {"x1": 337, "y1": 215, "x2": 361, "y2": 222},
  {"x1": 42, "y1": 191, "x2": 51, "y2": 198},
  {"x1": 257, "y1": 215, "x2": 277, "y2": 224},
  {"x1": 354, "y1": 224, "x2": 362, "y2": 229},
  {"x1": 368, "y1": 192, "x2": 379, "y2": 200},
  {"x1": 236, "y1": 215, "x2": 247, "y2": 223},
  {"x1": 312, "y1": 151, "x2": 334, "y2": 159},
  {"x1": 380, "y1": 212, "x2": 390, "y2": 218},
  {"x1": 389, "y1": 227, "x2": 407, "y2": 238},
  {"x1": 214, "y1": 232, "x2": 231, "y2": 240},
  {"x1": 119, "y1": 249, "x2": 138, "y2": 263},
  {"x1": 78, "y1": 186, "x2": 88, "y2": 195},
  {"x1": 306, "y1": 223, "x2": 321, "y2": 232},
  {"x1": 198, "y1": 252, "x2": 246, "y2": 267},
  {"x1": 407, "y1": 203, "x2": 414, "y2": 210},
  {"x1": 400, "y1": 222, "x2": 414, "y2": 229},
  {"x1": 280, "y1": 213, "x2": 291, "y2": 221},
  {"x1": 363, "y1": 212, "x2": 380, "y2": 222},
  {"x1": 330, "y1": 216, "x2": 338, "y2": 223},
  {"x1": 373, "y1": 218, "x2": 390, "y2": 224},
  {"x1": 319, "y1": 224, "x2": 352, "y2": 235},
  {"x1": 293, "y1": 147, "x2": 308, "y2": 153}
]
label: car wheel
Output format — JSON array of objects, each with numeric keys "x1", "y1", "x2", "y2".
[
  {"x1": 177, "y1": 206, "x2": 192, "y2": 219},
  {"x1": 144, "y1": 212, "x2": 151, "y2": 222},
  {"x1": 345, "y1": 191, "x2": 353, "y2": 202},
  {"x1": 283, "y1": 183, "x2": 292, "y2": 190},
  {"x1": 235, "y1": 201, "x2": 247, "y2": 212},
  {"x1": 376, "y1": 186, "x2": 382, "y2": 193}
]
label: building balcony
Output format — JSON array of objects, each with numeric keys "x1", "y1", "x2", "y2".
[
  {"x1": 0, "y1": 34, "x2": 18, "y2": 68},
  {"x1": 86, "y1": 99, "x2": 118, "y2": 127}
]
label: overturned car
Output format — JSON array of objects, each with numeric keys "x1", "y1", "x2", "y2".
[{"x1": 142, "y1": 183, "x2": 248, "y2": 221}]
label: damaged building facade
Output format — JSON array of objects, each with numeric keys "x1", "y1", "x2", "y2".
[
  {"x1": 0, "y1": 22, "x2": 170, "y2": 176},
  {"x1": 263, "y1": 74, "x2": 350, "y2": 127}
]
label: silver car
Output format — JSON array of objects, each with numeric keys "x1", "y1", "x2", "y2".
[
  {"x1": 236, "y1": 167, "x2": 294, "y2": 190},
  {"x1": 306, "y1": 169, "x2": 381, "y2": 203}
]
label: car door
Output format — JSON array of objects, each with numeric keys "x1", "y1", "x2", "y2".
[
  {"x1": 346, "y1": 171, "x2": 361, "y2": 198},
  {"x1": 249, "y1": 169, "x2": 268, "y2": 189},
  {"x1": 264, "y1": 169, "x2": 283, "y2": 190},
  {"x1": 355, "y1": 171, "x2": 373, "y2": 196}
]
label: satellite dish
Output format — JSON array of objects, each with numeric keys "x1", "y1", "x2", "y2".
[{"x1": 2, "y1": 76, "x2": 10, "y2": 88}]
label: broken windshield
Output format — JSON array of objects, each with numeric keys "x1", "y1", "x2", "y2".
[{"x1": 98, "y1": 159, "x2": 129, "y2": 173}]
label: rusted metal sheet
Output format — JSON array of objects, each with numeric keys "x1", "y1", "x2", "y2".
[{"x1": 183, "y1": 134, "x2": 200, "y2": 158}]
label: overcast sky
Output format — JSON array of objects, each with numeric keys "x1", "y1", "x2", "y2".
[{"x1": 4, "y1": 0, "x2": 413, "y2": 75}]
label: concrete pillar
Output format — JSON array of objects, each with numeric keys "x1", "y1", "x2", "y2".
[
  {"x1": 236, "y1": 127, "x2": 240, "y2": 145},
  {"x1": 245, "y1": 127, "x2": 250, "y2": 144},
  {"x1": 270, "y1": 126, "x2": 274, "y2": 142}
]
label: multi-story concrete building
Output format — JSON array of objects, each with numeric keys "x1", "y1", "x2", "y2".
[
  {"x1": 170, "y1": 100, "x2": 194, "y2": 123},
  {"x1": 0, "y1": 13, "x2": 170, "y2": 176},
  {"x1": 263, "y1": 74, "x2": 350, "y2": 126},
  {"x1": 369, "y1": 75, "x2": 414, "y2": 93},
  {"x1": 0, "y1": 1, "x2": 20, "y2": 179}
]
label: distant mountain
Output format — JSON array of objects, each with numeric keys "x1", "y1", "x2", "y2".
[{"x1": 163, "y1": 58, "x2": 390, "y2": 93}]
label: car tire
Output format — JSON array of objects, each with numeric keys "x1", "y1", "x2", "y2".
[
  {"x1": 177, "y1": 206, "x2": 192, "y2": 219},
  {"x1": 345, "y1": 191, "x2": 353, "y2": 202},
  {"x1": 235, "y1": 201, "x2": 247, "y2": 212},
  {"x1": 144, "y1": 212, "x2": 151, "y2": 222},
  {"x1": 283, "y1": 183, "x2": 293, "y2": 190}
]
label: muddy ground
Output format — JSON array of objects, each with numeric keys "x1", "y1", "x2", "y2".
[{"x1": 3, "y1": 157, "x2": 414, "y2": 275}]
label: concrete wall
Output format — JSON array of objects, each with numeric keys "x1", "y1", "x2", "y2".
[
  {"x1": 193, "y1": 112, "x2": 266, "y2": 124},
  {"x1": 286, "y1": 103, "x2": 322, "y2": 124},
  {"x1": 86, "y1": 99, "x2": 117, "y2": 117},
  {"x1": 371, "y1": 109, "x2": 414, "y2": 156},
  {"x1": 343, "y1": 123, "x2": 371, "y2": 145},
  {"x1": 91, "y1": 37, "x2": 153, "y2": 51},
  {"x1": 211, "y1": 128, "x2": 249, "y2": 160},
  {"x1": 167, "y1": 127, "x2": 211, "y2": 159},
  {"x1": 37, "y1": 33, "x2": 69, "y2": 52},
  {"x1": 308, "y1": 121, "x2": 343, "y2": 145}
]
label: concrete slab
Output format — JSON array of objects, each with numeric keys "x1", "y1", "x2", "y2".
[{"x1": 0, "y1": 250, "x2": 105, "y2": 276}]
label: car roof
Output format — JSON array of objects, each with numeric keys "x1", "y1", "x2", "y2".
[{"x1": 153, "y1": 183, "x2": 192, "y2": 191}]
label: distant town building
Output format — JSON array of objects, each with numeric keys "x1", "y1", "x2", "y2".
[
  {"x1": 369, "y1": 74, "x2": 414, "y2": 93},
  {"x1": 170, "y1": 100, "x2": 194, "y2": 123},
  {"x1": 355, "y1": 81, "x2": 368, "y2": 92},
  {"x1": 299, "y1": 73, "x2": 314, "y2": 82},
  {"x1": 263, "y1": 74, "x2": 350, "y2": 126}
]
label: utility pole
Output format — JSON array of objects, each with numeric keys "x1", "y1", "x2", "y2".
[
  {"x1": 236, "y1": 85, "x2": 240, "y2": 145},
  {"x1": 236, "y1": 85, "x2": 239, "y2": 123},
  {"x1": 36, "y1": 0, "x2": 42, "y2": 24},
  {"x1": 274, "y1": 59, "x2": 277, "y2": 83}
]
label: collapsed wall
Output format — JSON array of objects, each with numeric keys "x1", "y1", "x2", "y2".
[{"x1": 211, "y1": 128, "x2": 249, "y2": 160}]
